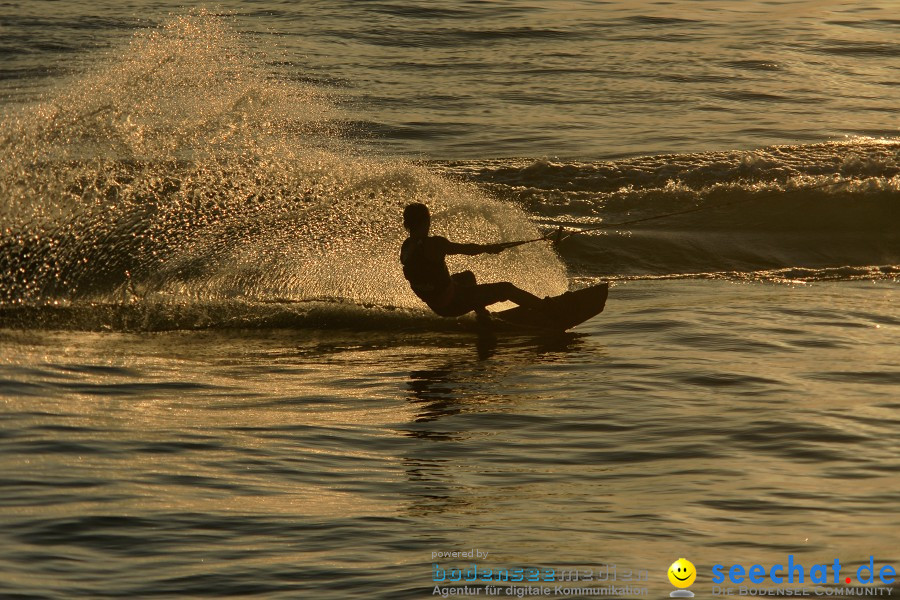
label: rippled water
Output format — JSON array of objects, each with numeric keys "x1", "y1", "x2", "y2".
[
  {"x1": 1, "y1": 1, "x2": 898, "y2": 599},
  {"x1": 2, "y1": 281, "x2": 897, "y2": 598},
  {"x1": 2, "y1": 0, "x2": 899, "y2": 158}
]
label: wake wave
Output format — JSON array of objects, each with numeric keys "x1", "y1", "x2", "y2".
[{"x1": 438, "y1": 140, "x2": 900, "y2": 277}]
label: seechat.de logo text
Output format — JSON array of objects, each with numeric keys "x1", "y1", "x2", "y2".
[{"x1": 712, "y1": 556, "x2": 896, "y2": 586}]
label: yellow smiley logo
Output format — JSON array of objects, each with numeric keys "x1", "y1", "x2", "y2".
[{"x1": 668, "y1": 558, "x2": 697, "y2": 588}]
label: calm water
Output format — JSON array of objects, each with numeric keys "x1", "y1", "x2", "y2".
[{"x1": 1, "y1": 1, "x2": 898, "y2": 599}]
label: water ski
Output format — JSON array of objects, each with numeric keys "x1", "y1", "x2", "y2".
[{"x1": 491, "y1": 282, "x2": 609, "y2": 332}]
